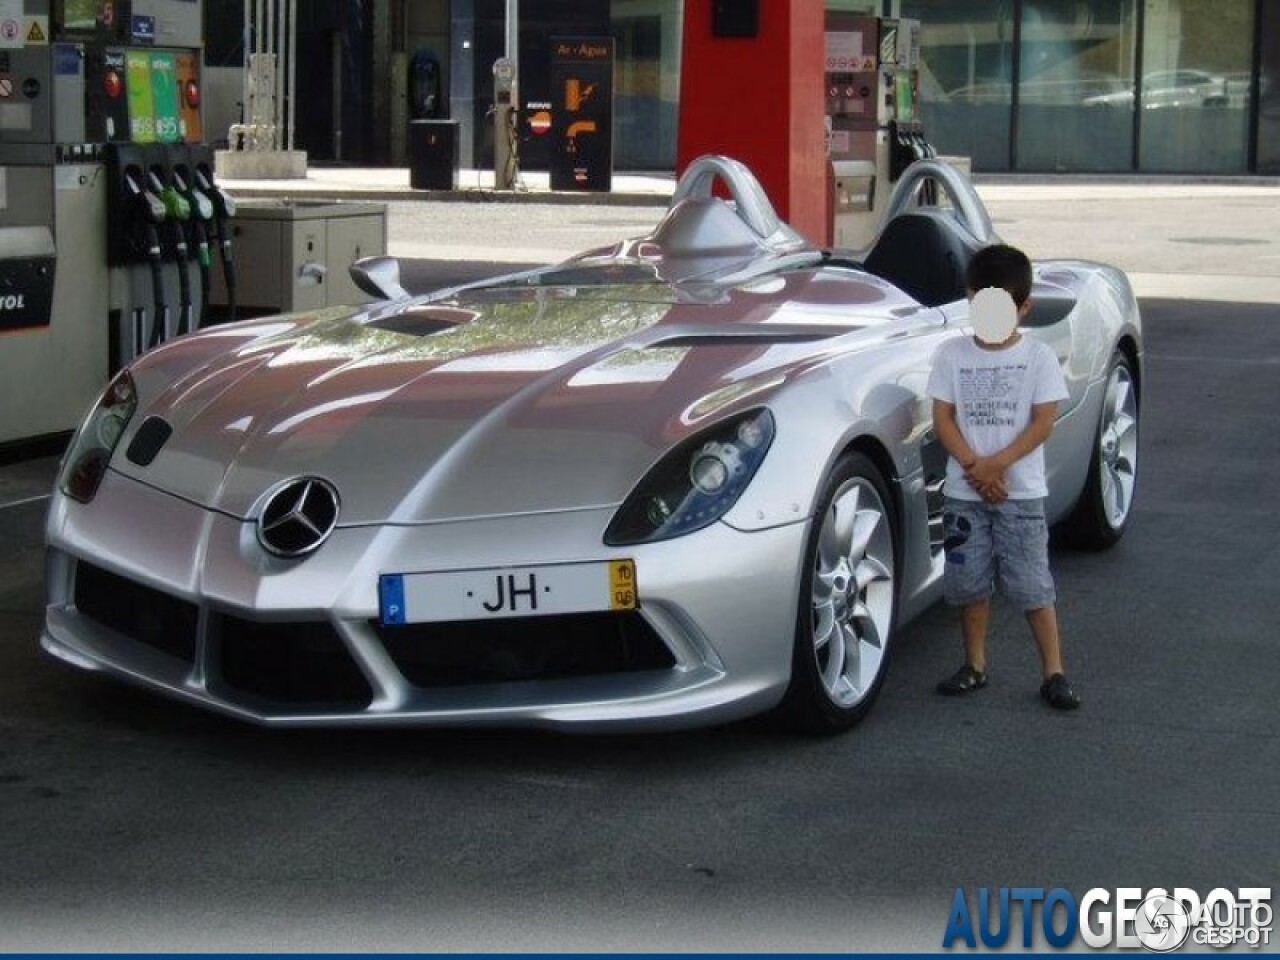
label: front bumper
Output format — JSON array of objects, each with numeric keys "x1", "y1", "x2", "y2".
[{"x1": 43, "y1": 470, "x2": 809, "y2": 731}]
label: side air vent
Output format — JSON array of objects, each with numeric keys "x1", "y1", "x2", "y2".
[{"x1": 1021, "y1": 294, "x2": 1077, "y2": 329}]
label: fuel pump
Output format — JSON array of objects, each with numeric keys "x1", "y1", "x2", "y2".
[
  {"x1": 0, "y1": 0, "x2": 215, "y2": 447},
  {"x1": 880, "y1": 19, "x2": 932, "y2": 190},
  {"x1": 0, "y1": 2, "x2": 86, "y2": 446},
  {"x1": 824, "y1": 14, "x2": 929, "y2": 250}
]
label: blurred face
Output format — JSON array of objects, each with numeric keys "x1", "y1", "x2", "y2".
[{"x1": 970, "y1": 286, "x2": 1019, "y2": 344}]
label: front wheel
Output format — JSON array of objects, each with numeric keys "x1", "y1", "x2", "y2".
[
  {"x1": 1061, "y1": 351, "x2": 1139, "y2": 549},
  {"x1": 779, "y1": 452, "x2": 899, "y2": 734}
]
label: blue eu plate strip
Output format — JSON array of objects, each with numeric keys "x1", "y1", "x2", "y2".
[{"x1": 379, "y1": 574, "x2": 406, "y2": 625}]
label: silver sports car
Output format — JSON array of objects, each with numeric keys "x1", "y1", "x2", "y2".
[{"x1": 41, "y1": 157, "x2": 1141, "y2": 733}]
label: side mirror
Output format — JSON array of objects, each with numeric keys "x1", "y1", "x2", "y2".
[{"x1": 350, "y1": 256, "x2": 409, "y2": 301}]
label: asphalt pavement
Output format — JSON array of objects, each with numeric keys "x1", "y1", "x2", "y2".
[
  {"x1": 220, "y1": 164, "x2": 1280, "y2": 304},
  {"x1": 0, "y1": 169, "x2": 1277, "y2": 951}
]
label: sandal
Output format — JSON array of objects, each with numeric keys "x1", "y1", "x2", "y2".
[
  {"x1": 936, "y1": 664, "x2": 987, "y2": 696},
  {"x1": 1040, "y1": 673, "x2": 1081, "y2": 710}
]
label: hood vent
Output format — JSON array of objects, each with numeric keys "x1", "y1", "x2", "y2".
[
  {"x1": 649, "y1": 329, "x2": 843, "y2": 349},
  {"x1": 125, "y1": 417, "x2": 174, "y2": 467},
  {"x1": 368, "y1": 306, "x2": 474, "y2": 338}
]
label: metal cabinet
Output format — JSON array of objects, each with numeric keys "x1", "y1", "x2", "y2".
[{"x1": 209, "y1": 200, "x2": 387, "y2": 316}]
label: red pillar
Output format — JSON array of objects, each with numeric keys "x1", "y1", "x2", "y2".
[{"x1": 676, "y1": 0, "x2": 826, "y2": 245}]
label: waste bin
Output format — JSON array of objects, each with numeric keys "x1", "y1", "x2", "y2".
[{"x1": 408, "y1": 119, "x2": 459, "y2": 190}]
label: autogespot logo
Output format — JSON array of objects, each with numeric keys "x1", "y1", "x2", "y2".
[
  {"x1": 942, "y1": 886, "x2": 1273, "y2": 951},
  {"x1": 1134, "y1": 895, "x2": 1191, "y2": 952}
]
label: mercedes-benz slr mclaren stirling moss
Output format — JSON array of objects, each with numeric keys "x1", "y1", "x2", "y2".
[{"x1": 42, "y1": 157, "x2": 1142, "y2": 733}]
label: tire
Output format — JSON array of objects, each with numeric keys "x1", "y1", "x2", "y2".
[
  {"x1": 1060, "y1": 352, "x2": 1139, "y2": 549},
  {"x1": 779, "y1": 452, "x2": 899, "y2": 734}
]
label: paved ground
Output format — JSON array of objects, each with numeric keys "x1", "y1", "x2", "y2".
[
  {"x1": 0, "y1": 173, "x2": 1277, "y2": 951},
  {"x1": 221, "y1": 164, "x2": 1280, "y2": 303},
  {"x1": 0, "y1": 299, "x2": 1276, "y2": 951}
]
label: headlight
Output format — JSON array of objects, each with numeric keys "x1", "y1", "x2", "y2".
[
  {"x1": 59, "y1": 370, "x2": 137, "y2": 504},
  {"x1": 605, "y1": 408, "x2": 774, "y2": 546},
  {"x1": 690, "y1": 445, "x2": 734, "y2": 493}
]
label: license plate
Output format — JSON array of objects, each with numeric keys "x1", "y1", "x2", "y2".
[{"x1": 379, "y1": 559, "x2": 637, "y2": 625}]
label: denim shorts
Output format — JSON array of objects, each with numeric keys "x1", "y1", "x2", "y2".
[{"x1": 942, "y1": 497, "x2": 1056, "y2": 611}]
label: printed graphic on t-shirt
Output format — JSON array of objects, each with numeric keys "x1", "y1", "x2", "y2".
[
  {"x1": 925, "y1": 336, "x2": 1068, "y2": 501},
  {"x1": 956, "y1": 361, "x2": 1029, "y2": 429}
]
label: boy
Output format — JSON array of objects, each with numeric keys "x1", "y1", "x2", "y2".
[{"x1": 925, "y1": 244, "x2": 1080, "y2": 710}]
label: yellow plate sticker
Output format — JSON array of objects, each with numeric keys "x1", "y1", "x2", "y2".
[{"x1": 608, "y1": 559, "x2": 637, "y2": 610}]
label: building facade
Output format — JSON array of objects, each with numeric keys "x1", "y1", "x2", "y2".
[
  {"x1": 204, "y1": 0, "x2": 1280, "y2": 175},
  {"x1": 910, "y1": 0, "x2": 1277, "y2": 174}
]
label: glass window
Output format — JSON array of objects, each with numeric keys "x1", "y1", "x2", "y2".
[
  {"x1": 1016, "y1": 0, "x2": 1137, "y2": 171},
  {"x1": 612, "y1": 0, "x2": 682, "y2": 169},
  {"x1": 903, "y1": 0, "x2": 1014, "y2": 172},
  {"x1": 204, "y1": 0, "x2": 245, "y2": 67},
  {"x1": 1138, "y1": 0, "x2": 1253, "y2": 173},
  {"x1": 1259, "y1": 0, "x2": 1280, "y2": 173}
]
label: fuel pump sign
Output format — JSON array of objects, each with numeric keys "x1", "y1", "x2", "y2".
[
  {"x1": 88, "y1": 47, "x2": 197, "y2": 143},
  {"x1": 86, "y1": 47, "x2": 129, "y2": 141},
  {"x1": 124, "y1": 49, "x2": 185, "y2": 143},
  {"x1": 125, "y1": 49, "x2": 153, "y2": 140},
  {"x1": 149, "y1": 51, "x2": 179, "y2": 141},
  {"x1": 174, "y1": 50, "x2": 200, "y2": 141},
  {"x1": 549, "y1": 37, "x2": 614, "y2": 192}
]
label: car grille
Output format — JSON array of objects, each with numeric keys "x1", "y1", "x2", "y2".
[
  {"x1": 214, "y1": 616, "x2": 374, "y2": 708},
  {"x1": 74, "y1": 561, "x2": 198, "y2": 664},
  {"x1": 373, "y1": 612, "x2": 675, "y2": 687},
  {"x1": 69, "y1": 563, "x2": 673, "y2": 713},
  {"x1": 71, "y1": 560, "x2": 373, "y2": 710}
]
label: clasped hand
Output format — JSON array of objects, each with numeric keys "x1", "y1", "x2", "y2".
[{"x1": 965, "y1": 457, "x2": 1008, "y2": 503}]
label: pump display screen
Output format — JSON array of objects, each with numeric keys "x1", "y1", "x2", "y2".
[
  {"x1": 60, "y1": 0, "x2": 111, "y2": 32},
  {"x1": 123, "y1": 51, "x2": 182, "y2": 143}
]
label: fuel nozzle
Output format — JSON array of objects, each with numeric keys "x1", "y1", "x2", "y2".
[
  {"x1": 125, "y1": 168, "x2": 166, "y2": 239},
  {"x1": 173, "y1": 167, "x2": 213, "y2": 261},
  {"x1": 195, "y1": 164, "x2": 237, "y2": 324},
  {"x1": 207, "y1": 182, "x2": 235, "y2": 223},
  {"x1": 195, "y1": 165, "x2": 235, "y2": 221},
  {"x1": 124, "y1": 167, "x2": 170, "y2": 350},
  {"x1": 174, "y1": 166, "x2": 216, "y2": 329},
  {"x1": 149, "y1": 168, "x2": 190, "y2": 229},
  {"x1": 150, "y1": 168, "x2": 195, "y2": 336},
  {"x1": 160, "y1": 181, "x2": 191, "y2": 223}
]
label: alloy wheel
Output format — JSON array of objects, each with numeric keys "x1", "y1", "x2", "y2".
[
  {"x1": 1099, "y1": 362, "x2": 1139, "y2": 530},
  {"x1": 810, "y1": 478, "x2": 895, "y2": 707}
]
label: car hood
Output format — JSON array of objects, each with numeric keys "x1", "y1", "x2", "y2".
[{"x1": 113, "y1": 275, "x2": 909, "y2": 525}]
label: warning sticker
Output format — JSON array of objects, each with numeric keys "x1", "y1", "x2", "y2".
[
  {"x1": 0, "y1": 76, "x2": 11, "y2": 98},
  {"x1": 0, "y1": 0, "x2": 19, "y2": 49},
  {"x1": 25, "y1": 17, "x2": 47, "y2": 44}
]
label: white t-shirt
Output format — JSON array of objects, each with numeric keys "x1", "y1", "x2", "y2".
[{"x1": 926, "y1": 335, "x2": 1069, "y2": 501}]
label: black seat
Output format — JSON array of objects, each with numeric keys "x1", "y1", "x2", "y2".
[{"x1": 862, "y1": 209, "x2": 984, "y2": 307}]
